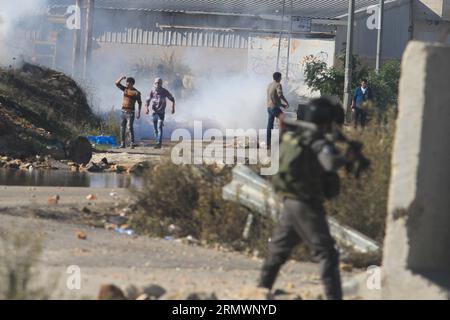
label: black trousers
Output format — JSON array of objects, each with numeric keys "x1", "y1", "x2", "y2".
[
  {"x1": 259, "y1": 198, "x2": 343, "y2": 300},
  {"x1": 353, "y1": 107, "x2": 367, "y2": 129}
]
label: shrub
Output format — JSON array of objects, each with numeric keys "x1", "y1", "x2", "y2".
[
  {"x1": 303, "y1": 52, "x2": 401, "y2": 113},
  {"x1": 303, "y1": 50, "x2": 368, "y2": 98},
  {"x1": 130, "y1": 161, "x2": 275, "y2": 256},
  {"x1": 326, "y1": 108, "x2": 396, "y2": 243},
  {"x1": 130, "y1": 51, "x2": 191, "y2": 85},
  {"x1": 0, "y1": 229, "x2": 53, "y2": 299}
]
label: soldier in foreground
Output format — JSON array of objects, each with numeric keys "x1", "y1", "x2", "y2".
[{"x1": 258, "y1": 97, "x2": 367, "y2": 300}]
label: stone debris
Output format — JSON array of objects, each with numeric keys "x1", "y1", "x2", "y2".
[
  {"x1": 340, "y1": 263, "x2": 354, "y2": 273},
  {"x1": 97, "y1": 284, "x2": 127, "y2": 300},
  {"x1": 97, "y1": 284, "x2": 167, "y2": 300},
  {"x1": 47, "y1": 195, "x2": 60, "y2": 205},
  {"x1": 141, "y1": 284, "x2": 167, "y2": 299},
  {"x1": 161, "y1": 291, "x2": 218, "y2": 300},
  {"x1": 86, "y1": 194, "x2": 97, "y2": 201},
  {"x1": 231, "y1": 287, "x2": 272, "y2": 300},
  {"x1": 76, "y1": 230, "x2": 87, "y2": 240}
]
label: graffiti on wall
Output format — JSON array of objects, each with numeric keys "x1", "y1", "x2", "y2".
[{"x1": 248, "y1": 35, "x2": 335, "y2": 97}]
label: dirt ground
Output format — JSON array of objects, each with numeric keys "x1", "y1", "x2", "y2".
[
  {"x1": 0, "y1": 144, "x2": 371, "y2": 300},
  {"x1": 0, "y1": 186, "x2": 366, "y2": 300}
]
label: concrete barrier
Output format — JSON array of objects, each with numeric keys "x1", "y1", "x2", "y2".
[{"x1": 382, "y1": 41, "x2": 450, "y2": 299}]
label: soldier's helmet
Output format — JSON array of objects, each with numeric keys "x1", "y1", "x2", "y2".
[{"x1": 303, "y1": 97, "x2": 345, "y2": 126}]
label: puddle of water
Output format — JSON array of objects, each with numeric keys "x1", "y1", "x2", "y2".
[{"x1": 0, "y1": 169, "x2": 143, "y2": 189}]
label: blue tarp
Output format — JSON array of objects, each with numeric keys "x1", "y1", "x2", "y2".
[{"x1": 86, "y1": 136, "x2": 118, "y2": 146}]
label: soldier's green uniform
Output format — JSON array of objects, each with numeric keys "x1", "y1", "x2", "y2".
[{"x1": 258, "y1": 98, "x2": 348, "y2": 300}]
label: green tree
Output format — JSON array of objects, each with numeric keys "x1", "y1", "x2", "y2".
[
  {"x1": 303, "y1": 51, "x2": 368, "y2": 98},
  {"x1": 303, "y1": 52, "x2": 401, "y2": 112}
]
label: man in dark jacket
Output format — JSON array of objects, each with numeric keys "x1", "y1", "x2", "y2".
[{"x1": 351, "y1": 79, "x2": 373, "y2": 129}]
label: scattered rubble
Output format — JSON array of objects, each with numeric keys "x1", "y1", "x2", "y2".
[
  {"x1": 86, "y1": 194, "x2": 97, "y2": 201},
  {"x1": 97, "y1": 284, "x2": 127, "y2": 300},
  {"x1": 47, "y1": 195, "x2": 60, "y2": 205},
  {"x1": 141, "y1": 284, "x2": 167, "y2": 300},
  {"x1": 76, "y1": 230, "x2": 88, "y2": 240},
  {"x1": 94, "y1": 282, "x2": 314, "y2": 301},
  {"x1": 0, "y1": 155, "x2": 59, "y2": 171},
  {"x1": 161, "y1": 291, "x2": 218, "y2": 300}
]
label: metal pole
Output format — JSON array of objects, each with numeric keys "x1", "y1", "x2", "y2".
[
  {"x1": 375, "y1": 0, "x2": 385, "y2": 73},
  {"x1": 286, "y1": 0, "x2": 294, "y2": 82},
  {"x1": 72, "y1": 0, "x2": 82, "y2": 78},
  {"x1": 276, "y1": 0, "x2": 286, "y2": 72},
  {"x1": 343, "y1": 0, "x2": 355, "y2": 122},
  {"x1": 83, "y1": 0, "x2": 94, "y2": 79}
]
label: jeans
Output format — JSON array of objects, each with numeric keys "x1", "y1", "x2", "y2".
[
  {"x1": 120, "y1": 110, "x2": 135, "y2": 146},
  {"x1": 267, "y1": 107, "x2": 283, "y2": 147},
  {"x1": 258, "y1": 198, "x2": 343, "y2": 300},
  {"x1": 152, "y1": 112, "x2": 165, "y2": 146},
  {"x1": 353, "y1": 107, "x2": 367, "y2": 129}
]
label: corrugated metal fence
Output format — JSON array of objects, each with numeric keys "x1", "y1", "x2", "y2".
[{"x1": 96, "y1": 28, "x2": 249, "y2": 48}]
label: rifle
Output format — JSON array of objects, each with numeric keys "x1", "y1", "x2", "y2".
[{"x1": 282, "y1": 118, "x2": 371, "y2": 178}]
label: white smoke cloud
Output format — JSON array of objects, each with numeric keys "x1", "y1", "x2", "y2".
[
  {"x1": 176, "y1": 74, "x2": 269, "y2": 131},
  {"x1": 0, "y1": 0, "x2": 47, "y2": 65}
]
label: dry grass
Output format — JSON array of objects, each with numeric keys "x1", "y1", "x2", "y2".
[
  {"x1": 326, "y1": 106, "x2": 396, "y2": 243},
  {"x1": 131, "y1": 109, "x2": 395, "y2": 265},
  {"x1": 0, "y1": 229, "x2": 53, "y2": 300},
  {"x1": 130, "y1": 161, "x2": 275, "y2": 256}
]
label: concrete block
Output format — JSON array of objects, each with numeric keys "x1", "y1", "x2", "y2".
[{"x1": 382, "y1": 41, "x2": 450, "y2": 299}]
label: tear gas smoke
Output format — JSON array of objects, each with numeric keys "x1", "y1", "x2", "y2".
[{"x1": 0, "y1": 0, "x2": 47, "y2": 66}]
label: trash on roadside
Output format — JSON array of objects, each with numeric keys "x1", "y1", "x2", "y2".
[
  {"x1": 114, "y1": 227, "x2": 134, "y2": 236},
  {"x1": 163, "y1": 236, "x2": 175, "y2": 241}
]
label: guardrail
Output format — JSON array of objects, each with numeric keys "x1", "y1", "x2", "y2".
[{"x1": 223, "y1": 165, "x2": 380, "y2": 253}]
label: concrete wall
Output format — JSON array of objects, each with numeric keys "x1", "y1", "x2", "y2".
[
  {"x1": 413, "y1": 0, "x2": 450, "y2": 43},
  {"x1": 413, "y1": 18, "x2": 450, "y2": 43},
  {"x1": 335, "y1": 0, "x2": 412, "y2": 64},
  {"x1": 382, "y1": 41, "x2": 450, "y2": 299},
  {"x1": 91, "y1": 42, "x2": 248, "y2": 79},
  {"x1": 415, "y1": 0, "x2": 450, "y2": 20},
  {"x1": 248, "y1": 35, "x2": 335, "y2": 97}
]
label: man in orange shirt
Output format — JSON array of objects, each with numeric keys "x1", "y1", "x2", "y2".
[{"x1": 115, "y1": 75, "x2": 142, "y2": 149}]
